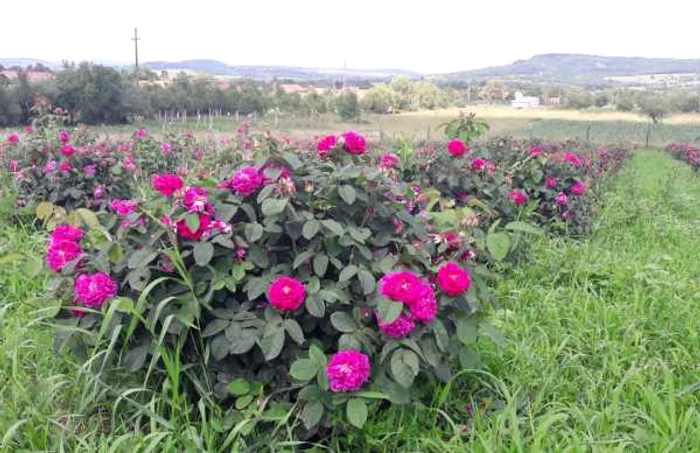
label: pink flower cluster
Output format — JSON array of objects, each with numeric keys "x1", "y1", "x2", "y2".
[
  {"x1": 183, "y1": 187, "x2": 212, "y2": 213},
  {"x1": 380, "y1": 153, "x2": 399, "y2": 170},
  {"x1": 58, "y1": 130, "x2": 70, "y2": 144},
  {"x1": 267, "y1": 276, "x2": 306, "y2": 312},
  {"x1": 508, "y1": 190, "x2": 527, "y2": 206},
  {"x1": 46, "y1": 225, "x2": 84, "y2": 273},
  {"x1": 528, "y1": 146, "x2": 543, "y2": 158},
  {"x1": 377, "y1": 271, "x2": 441, "y2": 338},
  {"x1": 61, "y1": 145, "x2": 76, "y2": 157},
  {"x1": 152, "y1": 174, "x2": 184, "y2": 197},
  {"x1": 316, "y1": 135, "x2": 337, "y2": 159},
  {"x1": 110, "y1": 199, "x2": 138, "y2": 217},
  {"x1": 436, "y1": 262, "x2": 472, "y2": 296},
  {"x1": 229, "y1": 167, "x2": 263, "y2": 197},
  {"x1": 342, "y1": 131, "x2": 367, "y2": 155},
  {"x1": 571, "y1": 181, "x2": 587, "y2": 196},
  {"x1": 545, "y1": 176, "x2": 558, "y2": 189},
  {"x1": 471, "y1": 158, "x2": 487, "y2": 171},
  {"x1": 564, "y1": 152, "x2": 582, "y2": 167},
  {"x1": 326, "y1": 350, "x2": 371, "y2": 392},
  {"x1": 6, "y1": 133, "x2": 19, "y2": 145}
]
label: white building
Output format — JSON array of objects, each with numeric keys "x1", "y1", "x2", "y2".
[{"x1": 511, "y1": 92, "x2": 540, "y2": 109}]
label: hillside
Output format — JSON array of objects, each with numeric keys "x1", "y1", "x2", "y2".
[
  {"x1": 437, "y1": 54, "x2": 700, "y2": 83},
  {"x1": 143, "y1": 59, "x2": 422, "y2": 81}
]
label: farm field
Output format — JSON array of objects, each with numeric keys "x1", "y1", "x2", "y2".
[
  {"x1": 31, "y1": 106, "x2": 700, "y2": 147},
  {"x1": 2, "y1": 141, "x2": 700, "y2": 451}
]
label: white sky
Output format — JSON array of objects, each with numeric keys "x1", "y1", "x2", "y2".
[{"x1": 2, "y1": 0, "x2": 699, "y2": 74}]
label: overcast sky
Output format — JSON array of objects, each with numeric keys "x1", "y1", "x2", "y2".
[{"x1": 2, "y1": 0, "x2": 699, "y2": 73}]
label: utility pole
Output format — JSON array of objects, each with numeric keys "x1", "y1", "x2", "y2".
[
  {"x1": 132, "y1": 28, "x2": 140, "y2": 86},
  {"x1": 342, "y1": 60, "x2": 346, "y2": 91}
]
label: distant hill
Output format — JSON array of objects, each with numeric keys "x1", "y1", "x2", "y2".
[
  {"x1": 436, "y1": 54, "x2": 700, "y2": 83},
  {"x1": 0, "y1": 58, "x2": 61, "y2": 70},
  {"x1": 143, "y1": 59, "x2": 422, "y2": 81}
]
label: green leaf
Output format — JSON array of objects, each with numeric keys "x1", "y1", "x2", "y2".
[
  {"x1": 284, "y1": 319, "x2": 305, "y2": 344},
  {"x1": 293, "y1": 250, "x2": 315, "y2": 269},
  {"x1": 480, "y1": 322, "x2": 505, "y2": 346},
  {"x1": 228, "y1": 378, "x2": 251, "y2": 396},
  {"x1": 127, "y1": 248, "x2": 157, "y2": 270},
  {"x1": 75, "y1": 208, "x2": 102, "y2": 230},
  {"x1": 357, "y1": 270, "x2": 376, "y2": 295},
  {"x1": 390, "y1": 349, "x2": 420, "y2": 388},
  {"x1": 235, "y1": 394, "x2": 254, "y2": 410},
  {"x1": 306, "y1": 295, "x2": 325, "y2": 318},
  {"x1": 338, "y1": 185, "x2": 356, "y2": 205},
  {"x1": 377, "y1": 255, "x2": 398, "y2": 274},
  {"x1": 261, "y1": 198, "x2": 288, "y2": 216},
  {"x1": 346, "y1": 398, "x2": 368, "y2": 428},
  {"x1": 194, "y1": 242, "x2": 215, "y2": 266},
  {"x1": 505, "y1": 221, "x2": 544, "y2": 236},
  {"x1": 321, "y1": 219, "x2": 344, "y2": 236},
  {"x1": 306, "y1": 276, "x2": 321, "y2": 294},
  {"x1": 330, "y1": 312, "x2": 356, "y2": 333},
  {"x1": 123, "y1": 345, "x2": 149, "y2": 372},
  {"x1": 229, "y1": 330, "x2": 257, "y2": 355},
  {"x1": 245, "y1": 223, "x2": 264, "y2": 242},
  {"x1": 185, "y1": 213, "x2": 200, "y2": 232},
  {"x1": 313, "y1": 255, "x2": 329, "y2": 277},
  {"x1": 290, "y1": 358, "x2": 318, "y2": 381},
  {"x1": 486, "y1": 232, "x2": 511, "y2": 261},
  {"x1": 339, "y1": 264, "x2": 358, "y2": 282},
  {"x1": 211, "y1": 334, "x2": 230, "y2": 360},
  {"x1": 36, "y1": 201, "x2": 54, "y2": 220},
  {"x1": 458, "y1": 348, "x2": 483, "y2": 369},
  {"x1": 217, "y1": 203, "x2": 238, "y2": 222},
  {"x1": 202, "y1": 319, "x2": 230, "y2": 337},
  {"x1": 456, "y1": 317, "x2": 478, "y2": 345},
  {"x1": 377, "y1": 298, "x2": 403, "y2": 324},
  {"x1": 302, "y1": 219, "x2": 321, "y2": 239},
  {"x1": 300, "y1": 401, "x2": 324, "y2": 429},
  {"x1": 348, "y1": 226, "x2": 371, "y2": 243},
  {"x1": 283, "y1": 151, "x2": 304, "y2": 170},
  {"x1": 259, "y1": 328, "x2": 285, "y2": 361}
]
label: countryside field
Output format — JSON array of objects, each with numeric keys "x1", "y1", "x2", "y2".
[{"x1": 1, "y1": 116, "x2": 700, "y2": 451}]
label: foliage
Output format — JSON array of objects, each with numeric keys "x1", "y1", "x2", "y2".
[
  {"x1": 440, "y1": 112, "x2": 489, "y2": 144},
  {"x1": 336, "y1": 91, "x2": 360, "y2": 121}
]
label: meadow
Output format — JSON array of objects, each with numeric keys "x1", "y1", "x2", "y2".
[{"x1": 1, "y1": 117, "x2": 699, "y2": 451}]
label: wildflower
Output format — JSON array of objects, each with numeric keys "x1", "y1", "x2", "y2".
[
  {"x1": 326, "y1": 350, "x2": 371, "y2": 393},
  {"x1": 436, "y1": 262, "x2": 472, "y2": 296},
  {"x1": 267, "y1": 277, "x2": 306, "y2": 312},
  {"x1": 447, "y1": 138, "x2": 468, "y2": 157}
]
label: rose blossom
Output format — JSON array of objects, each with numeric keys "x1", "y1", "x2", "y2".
[
  {"x1": 43, "y1": 160, "x2": 58, "y2": 174},
  {"x1": 436, "y1": 262, "x2": 472, "y2": 296},
  {"x1": 46, "y1": 240, "x2": 83, "y2": 273},
  {"x1": 317, "y1": 135, "x2": 337, "y2": 158},
  {"x1": 161, "y1": 142, "x2": 172, "y2": 157},
  {"x1": 58, "y1": 130, "x2": 70, "y2": 144},
  {"x1": 326, "y1": 350, "x2": 371, "y2": 393},
  {"x1": 73, "y1": 272, "x2": 118, "y2": 310},
  {"x1": 508, "y1": 190, "x2": 527, "y2": 206},
  {"x1": 6, "y1": 133, "x2": 19, "y2": 145},
  {"x1": 571, "y1": 181, "x2": 587, "y2": 196},
  {"x1": 447, "y1": 138, "x2": 468, "y2": 157},
  {"x1": 545, "y1": 176, "x2": 558, "y2": 189},
  {"x1": 84, "y1": 165, "x2": 96, "y2": 177},
  {"x1": 564, "y1": 152, "x2": 581, "y2": 167},
  {"x1": 379, "y1": 271, "x2": 424, "y2": 304},
  {"x1": 229, "y1": 167, "x2": 263, "y2": 197},
  {"x1": 410, "y1": 285, "x2": 438, "y2": 323},
  {"x1": 94, "y1": 185, "x2": 105, "y2": 200},
  {"x1": 379, "y1": 153, "x2": 399, "y2": 170},
  {"x1": 8, "y1": 160, "x2": 19, "y2": 172},
  {"x1": 342, "y1": 131, "x2": 366, "y2": 155},
  {"x1": 175, "y1": 214, "x2": 211, "y2": 241},
  {"x1": 267, "y1": 276, "x2": 306, "y2": 312},
  {"x1": 377, "y1": 313, "x2": 415, "y2": 338},
  {"x1": 528, "y1": 146, "x2": 543, "y2": 158},
  {"x1": 61, "y1": 145, "x2": 76, "y2": 157},
  {"x1": 51, "y1": 225, "x2": 85, "y2": 244},
  {"x1": 135, "y1": 129, "x2": 148, "y2": 140},
  {"x1": 110, "y1": 199, "x2": 138, "y2": 216},
  {"x1": 555, "y1": 192, "x2": 568, "y2": 206},
  {"x1": 59, "y1": 162, "x2": 72, "y2": 174},
  {"x1": 152, "y1": 174, "x2": 184, "y2": 197},
  {"x1": 471, "y1": 158, "x2": 486, "y2": 171},
  {"x1": 183, "y1": 187, "x2": 211, "y2": 213}
]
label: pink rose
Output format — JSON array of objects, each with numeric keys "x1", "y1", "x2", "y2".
[
  {"x1": 379, "y1": 153, "x2": 399, "y2": 170},
  {"x1": 508, "y1": 190, "x2": 527, "y2": 206},
  {"x1": 73, "y1": 272, "x2": 118, "y2": 311},
  {"x1": 326, "y1": 350, "x2": 371, "y2": 392},
  {"x1": 59, "y1": 162, "x2": 72, "y2": 174},
  {"x1": 471, "y1": 158, "x2": 486, "y2": 171},
  {"x1": 152, "y1": 174, "x2": 184, "y2": 198},
  {"x1": 555, "y1": 192, "x2": 568, "y2": 206},
  {"x1": 84, "y1": 165, "x2": 96, "y2": 177},
  {"x1": 564, "y1": 153, "x2": 581, "y2": 167},
  {"x1": 8, "y1": 160, "x2": 19, "y2": 172},
  {"x1": 46, "y1": 240, "x2": 83, "y2": 273},
  {"x1": 135, "y1": 129, "x2": 148, "y2": 140},
  {"x1": 229, "y1": 167, "x2": 263, "y2": 197},
  {"x1": 379, "y1": 271, "x2": 424, "y2": 304},
  {"x1": 183, "y1": 187, "x2": 211, "y2": 213},
  {"x1": 436, "y1": 262, "x2": 472, "y2": 296},
  {"x1": 317, "y1": 135, "x2": 337, "y2": 159},
  {"x1": 267, "y1": 276, "x2": 306, "y2": 312},
  {"x1": 110, "y1": 199, "x2": 138, "y2": 217},
  {"x1": 410, "y1": 285, "x2": 438, "y2": 323},
  {"x1": 161, "y1": 142, "x2": 172, "y2": 157},
  {"x1": 571, "y1": 181, "x2": 587, "y2": 196},
  {"x1": 377, "y1": 312, "x2": 415, "y2": 338},
  {"x1": 58, "y1": 130, "x2": 70, "y2": 144},
  {"x1": 61, "y1": 145, "x2": 76, "y2": 157},
  {"x1": 447, "y1": 139, "x2": 468, "y2": 157},
  {"x1": 342, "y1": 131, "x2": 366, "y2": 155},
  {"x1": 175, "y1": 214, "x2": 211, "y2": 241},
  {"x1": 528, "y1": 146, "x2": 543, "y2": 158},
  {"x1": 545, "y1": 176, "x2": 558, "y2": 189}
]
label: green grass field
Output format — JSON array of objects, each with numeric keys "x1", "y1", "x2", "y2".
[{"x1": 2, "y1": 150, "x2": 699, "y2": 451}]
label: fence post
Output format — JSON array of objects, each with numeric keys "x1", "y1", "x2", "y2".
[{"x1": 646, "y1": 125, "x2": 651, "y2": 149}]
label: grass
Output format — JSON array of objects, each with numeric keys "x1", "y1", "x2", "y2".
[{"x1": 2, "y1": 150, "x2": 700, "y2": 451}]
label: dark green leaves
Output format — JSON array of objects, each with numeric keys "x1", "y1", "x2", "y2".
[
  {"x1": 357, "y1": 270, "x2": 376, "y2": 295},
  {"x1": 290, "y1": 358, "x2": 318, "y2": 381},
  {"x1": 321, "y1": 219, "x2": 344, "y2": 236},
  {"x1": 486, "y1": 232, "x2": 511, "y2": 261},
  {"x1": 330, "y1": 312, "x2": 356, "y2": 333},
  {"x1": 300, "y1": 401, "x2": 324, "y2": 429},
  {"x1": 245, "y1": 223, "x2": 264, "y2": 242},
  {"x1": 338, "y1": 185, "x2": 357, "y2": 205},
  {"x1": 313, "y1": 255, "x2": 329, "y2": 277},
  {"x1": 127, "y1": 247, "x2": 157, "y2": 269},
  {"x1": 456, "y1": 317, "x2": 478, "y2": 345},
  {"x1": 377, "y1": 298, "x2": 403, "y2": 324},
  {"x1": 194, "y1": 242, "x2": 214, "y2": 266},
  {"x1": 339, "y1": 264, "x2": 358, "y2": 282},
  {"x1": 302, "y1": 220, "x2": 321, "y2": 239},
  {"x1": 390, "y1": 349, "x2": 420, "y2": 388},
  {"x1": 346, "y1": 398, "x2": 368, "y2": 428},
  {"x1": 261, "y1": 198, "x2": 287, "y2": 216}
]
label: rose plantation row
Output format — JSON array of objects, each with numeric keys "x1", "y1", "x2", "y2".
[{"x1": 0, "y1": 120, "x2": 630, "y2": 434}]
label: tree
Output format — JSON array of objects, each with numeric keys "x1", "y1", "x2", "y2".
[
  {"x1": 336, "y1": 91, "x2": 360, "y2": 121},
  {"x1": 565, "y1": 89, "x2": 594, "y2": 110},
  {"x1": 361, "y1": 83, "x2": 397, "y2": 113},
  {"x1": 595, "y1": 94, "x2": 609, "y2": 108},
  {"x1": 478, "y1": 80, "x2": 505, "y2": 103},
  {"x1": 55, "y1": 63, "x2": 127, "y2": 124},
  {"x1": 638, "y1": 95, "x2": 669, "y2": 124},
  {"x1": 615, "y1": 97, "x2": 634, "y2": 112}
]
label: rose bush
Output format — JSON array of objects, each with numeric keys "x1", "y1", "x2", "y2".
[
  {"x1": 45, "y1": 133, "x2": 500, "y2": 433},
  {"x1": 666, "y1": 143, "x2": 700, "y2": 172}
]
